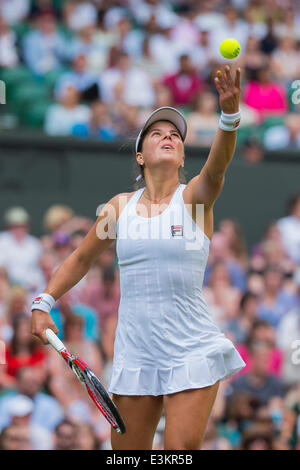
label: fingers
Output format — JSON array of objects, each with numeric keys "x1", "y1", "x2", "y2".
[
  {"x1": 235, "y1": 67, "x2": 241, "y2": 89},
  {"x1": 215, "y1": 69, "x2": 226, "y2": 92},
  {"x1": 31, "y1": 310, "x2": 59, "y2": 345}
]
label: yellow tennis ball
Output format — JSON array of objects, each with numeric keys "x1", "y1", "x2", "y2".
[{"x1": 219, "y1": 38, "x2": 241, "y2": 59}]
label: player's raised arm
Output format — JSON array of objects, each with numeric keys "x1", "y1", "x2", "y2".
[
  {"x1": 186, "y1": 65, "x2": 241, "y2": 208},
  {"x1": 31, "y1": 193, "x2": 123, "y2": 344}
]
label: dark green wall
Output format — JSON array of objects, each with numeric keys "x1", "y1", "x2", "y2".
[{"x1": 0, "y1": 133, "x2": 299, "y2": 250}]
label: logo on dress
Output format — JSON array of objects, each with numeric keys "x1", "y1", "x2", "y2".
[{"x1": 171, "y1": 225, "x2": 183, "y2": 237}]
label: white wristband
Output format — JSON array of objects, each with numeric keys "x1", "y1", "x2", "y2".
[
  {"x1": 219, "y1": 110, "x2": 241, "y2": 131},
  {"x1": 31, "y1": 293, "x2": 55, "y2": 313}
]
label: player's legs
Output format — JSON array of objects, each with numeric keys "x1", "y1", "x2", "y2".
[
  {"x1": 110, "y1": 394, "x2": 163, "y2": 450},
  {"x1": 163, "y1": 381, "x2": 220, "y2": 450}
]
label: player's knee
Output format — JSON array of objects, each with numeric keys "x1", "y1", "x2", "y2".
[{"x1": 164, "y1": 437, "x2": 202, "y2": 450}]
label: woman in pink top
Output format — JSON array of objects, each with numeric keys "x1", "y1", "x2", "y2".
[{"x1": 243, "y1": 64, "x2": 288, "y2": 122}]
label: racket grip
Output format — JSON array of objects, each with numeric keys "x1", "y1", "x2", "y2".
[{"x1": 46, "y1": 328, "x2": 65, "y2": 352}]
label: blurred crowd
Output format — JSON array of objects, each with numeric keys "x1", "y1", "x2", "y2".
[
  {"x1": 0, "y1": 190, "x2": 300, "y2": 450},
  {"x1": 1, "y1": 0, "x2": 300, "y2": 155}
]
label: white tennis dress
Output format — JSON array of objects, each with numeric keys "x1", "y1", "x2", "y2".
[{"x1": 108, "y1": 184, "x2": 246, "y2": 396}]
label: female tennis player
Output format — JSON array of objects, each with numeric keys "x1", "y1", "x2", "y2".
[{"x1": 31, "y1": 64, "x2": 246, "y2": 450}]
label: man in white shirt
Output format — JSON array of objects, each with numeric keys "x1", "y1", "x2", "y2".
[
  {"x1": 277, "y1": 193, "x2": 300, "y2": 264},
  {"x1": 0, "y1": 207, "x2": 43, "y2": 293}
]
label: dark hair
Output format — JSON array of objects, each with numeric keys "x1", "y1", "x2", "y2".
[
  {"x1": 240, "y1": 291, "x2": 258, "y2": 311},
  {"x1": 287, "y1": 192, "x2": 300, "y2": 215}
]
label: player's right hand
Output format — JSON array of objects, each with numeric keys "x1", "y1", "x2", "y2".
[{"x1": 31, "y1": 310, "x2": 59, "y2": 345}]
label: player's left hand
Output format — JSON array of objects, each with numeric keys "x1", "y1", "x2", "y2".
[{"x1": 214, "y1": 65, "x2": 241, "y2": 114}]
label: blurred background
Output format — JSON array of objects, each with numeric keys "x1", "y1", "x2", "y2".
[{"x1": 0, "y1": 0, "x2": 300, "y2": 451}]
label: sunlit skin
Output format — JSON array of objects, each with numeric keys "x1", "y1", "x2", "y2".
[{"x1": 136, "y1": 121, "x2": 184, "y2": 203}]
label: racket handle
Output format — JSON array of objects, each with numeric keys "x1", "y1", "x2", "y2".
[{"x1": 46, "y1": 328, "x2": 65, "y2": 353}]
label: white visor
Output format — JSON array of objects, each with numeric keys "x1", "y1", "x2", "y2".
[{"x1": 135, "y1": 106, "x2": 187, "y2": 153}]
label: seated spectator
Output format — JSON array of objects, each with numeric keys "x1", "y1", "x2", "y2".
[
  {"x1": 277, "y1": 268, "x2": 300, "y2": 386},
  {"x1": 100, "y1": 50, "x2": 155, "y2": 108},
  {"x1": 55, "y1": 54, "x2": 100, "y2": 103},
  {"x1": 50, "y1": 291, "x2": 100, "y2": 343},
  {"x1": 218, "y1": 219, "x2": 248, "y2": 270},
  {"x1": 189, "y1": 26, "x2": 215, "y2": 80},
  {"x1": 22, "y1": 10, "x2": 69, "y2": 76},
  {"x1": 203, "y1": 260, "x2": 242, "y2": 329},
  {"x1": 264, "y1": 114, "x2": 300, "y2": 150},
  {"x1": 4, "y1": 395, "x2": 53, "y2": 450},
  {"x1": 76, "y1": 422, "x2": 102, "y2": 450},
  {"x1": 230, "y1": 342, "x2": 285, "y2": 406},
  {"x1": 3, "y1": 316, "x2": 46, "y2": 384},
  {"x1": 162, "y1": 54, "x2": 204, "y2": 107},
  {"x1": 257, "y1": 265, "x2": 299, "y2": 328},
  {"x1": 204, "y1": 231, "x2": 247, "y2": 292},
  {"x1": 270, "y1": 35, "x2": 300, "y2": 83},
  {"x1": 53, "y1": 419, "x2": 77, "y2": 451},
  {"x1": 0, "y1": 366, "x2": 64, "y2": 432},
  {"x1": 277, "y1": 193, "x2": 300, "y2": 265},
  {"x1": 81, "y1": 266, "x2": 120, "y2": 332},
  {"x1": 239, "y1": 427, "x2": 274, "y2": 450},
  {"x1": 240, "y1": 137, "x2": 264, "y2": 165},
  {"x1": 185, "y1": 91, "x2": 219, "y2": 147},
  {"x1": 44, "y1": 83, "x2": 90, "y2": 136},
  {"x1": 0, "y1": 267, "x2": 10, "y2": 318},
  {"x1": 0, "y1": 17, "x2": 19, "y2": 68},
  {"x1": 72, "y1": 100, "x2": 117, "y2": 140},
  {"x1": 0, "y1": 207, "x2": 43, "y2": 293},
  {"x1": 243, "y1": 63, "x2": 288, "y2": 122},
  {"x1": 43, "y1": 205, "x2": 75, "y2": 236},
  {"x1": 0, "y1": 424, "x2": 31, "y2": 450},
  {"x1": 236, "y1": 320, "x2": 283, "y2": 377},
  {"x1": 242, "y1": 35, "x2": 267, "y2": 75},
  {"x1": 226, "y1": 292, "x2": 259, "y2": 344}
]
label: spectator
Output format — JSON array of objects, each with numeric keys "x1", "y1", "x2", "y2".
[
  {"x1": 22, "y1": 10, "x2": 69, "y2": 76},
  {"x1": 81, "y1": 266, "x2": 120, "y2": 332},
  {"x1": 4, "y1": 394, "x2": 53, "y2": 450},
  {"x1": 226, "y1": 292, "x2": 259, "y2": 344},
  {"x1": 0, "y1": 424, "x2": 31, "y2": 450},
  {"x1": 218, "y1": 219, "x2": 248, "y2": 270},
  {"x1": 53, "y1": 419, "x2": 77, "y2": 450},
  {"x1": 203, "y1": 260, "x2": 242, "y2": 328},
  {"x1": 257, "y1": 265, "x2": 299, "y2": 328},
  {"x1": 76, "y1": 423, "x2": 102, "y2": 450},
  {"x1": 263, "y1": 114, "x2": 300, "y2": 150},
  {"x1": 44, "y1": 83, "x2": 90, "y2": 136},
  {"x1": 277, "y1": 268, "x2": 300, "y2": 386},
  {"x1": 204, "y1": 231, "x2": 247, "y2": 292},
  {"x1": 72, "y1": 100, "x2": 117, "y2": 140},
  {"x1": 0, "y1": 207, "x2": 43, "y2": 292},
  {"x1": 277, "y1": 193, "x2": 300, "y2": 264},
  {"x1": 55, "y1": 53, "x2": 100, "y2": 103},
  {"x1": 239, "y1": 427, "x2": 274, "y2": 450},
  {"x1": 270, "y1": 35, "x2": 300, "y2": 83},
  {"x1": 243, "y1": 63, "x2": 288, "y2": 122},
  {"x1": 230, "y1": 342, "x2": 285, "y2": 406},
  {"x1": 162, "y1": 54, "x2": 204, "y2": 106},
  {"x1": 241, "y1": 137, "x2": 264, "y2": 165},
  {"x1": 4, "y1": 315, "x2": 46, "y2": 381},
  {"x1": 0, "y1": 17, "x2": 19, "y2": 68},
  {"x1": 50, "y1": 291, "x2": 100, "y2": 343},
  {"x1": 185, "y1": 91, "x2": 219, "y2": 146},
  {"x1": 236, "y1": 320, "x2": 283, "y2": 377},
  {"x1": 100, "y1": 50, "x2": 155, "y2": 108}
]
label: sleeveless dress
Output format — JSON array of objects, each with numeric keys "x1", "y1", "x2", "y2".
[{"x1": 108, "y1": 184, "x2": 246, "y2": 395}]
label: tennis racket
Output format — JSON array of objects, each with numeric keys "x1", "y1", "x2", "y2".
[{"x1": 45, "y1": 328, "x2": 126, "y2": 435}]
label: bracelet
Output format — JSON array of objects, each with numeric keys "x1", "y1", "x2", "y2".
[
  {"x1": 31, "y1": 293, "x2": 55, "y2": 313},
  {"x1": 219, "y1": 109, "x2": 241, "y2": 131}
]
